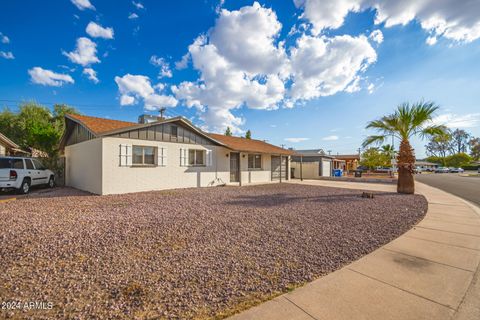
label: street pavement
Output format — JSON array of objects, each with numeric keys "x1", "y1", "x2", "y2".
[{"x1": 415, "y1": 172, "x2": 480, "y2": 206}]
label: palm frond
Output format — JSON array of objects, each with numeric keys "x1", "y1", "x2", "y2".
[
  {"x1": 419, "y1": 125, "x2": 448, "y2": 140},
  {"x1": 362, "y1": 135, "x2": 386, "y2": 148}
]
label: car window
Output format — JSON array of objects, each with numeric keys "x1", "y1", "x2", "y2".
[
  {"x1": 12, "y1": 159, "x2": 24, "y2": 169},
  {"x1": 32, "y1": 159, "x2": 45, "y2": 170},
  {"x1": 0, "y1": 158, "x2": 12, "y2": 169},
  {"x1": 25, "y1": 159, "x2": 35, "y2": 170}
]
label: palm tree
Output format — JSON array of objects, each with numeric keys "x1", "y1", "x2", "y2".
[
  {"x1": 363, "y1": 101, "x2": 447, "y2": 194},
  {"x1": 381, "y1": 144, "x2": 395, "y2": 158}
]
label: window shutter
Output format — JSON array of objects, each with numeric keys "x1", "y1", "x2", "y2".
[
  {"x1": 206, "y1": 149, "x2": 213, "y2": 166},
  {"x1": 157, "y1": 147, "x2": 167, "y2": 166},
  {"x1": 125, "y1": 144, "x2": 132, "y2": 166},
  {"x1": 180, "y1": 148, "x2": 186, "y2": 166}
]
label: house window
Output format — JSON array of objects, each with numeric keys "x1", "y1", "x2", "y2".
[
  {"x1": 188, "y1": 149, "x2": 205, "y2": 166},
  {"x1": 171, "y1": 126, "x2": 178, "y2": 139},
  {"x1": 132, "y1": 145, "x2": 156, "y2": 165},
  {"x1": 248, "y1": 154, "x2": 262, "y2": 169}
]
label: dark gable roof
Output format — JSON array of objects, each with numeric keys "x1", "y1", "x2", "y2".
[{"x1": 64, "y1": 114, "x2": 292, "y2": 155}]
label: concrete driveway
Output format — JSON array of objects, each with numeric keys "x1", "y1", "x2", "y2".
[{"x1": 415, "y1": 172, "x2": 480, "y2": 206}]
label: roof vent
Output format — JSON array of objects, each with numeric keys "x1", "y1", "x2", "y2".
[{"x1": 138, "y1": 114, "x2": 161, "y2": 124}]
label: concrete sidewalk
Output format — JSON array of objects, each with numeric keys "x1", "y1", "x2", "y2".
[{"x1": 230, "y1": 180, "x2": 480, "y2": 320}]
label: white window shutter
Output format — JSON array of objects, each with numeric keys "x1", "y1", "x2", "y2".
[
  {"x1": 180, "y1": 148, "x2": 186, "y2": 166},
  {"x1": 157, "y1": 147, "x2": 167, "y2": 166},
  {"x1": 206, "y1": 149, "x2": 213, "y2": 166},
  {"x1": 126, "y1": 144, "x2": 132, "y2": 166},
  {"x1": 119, "y1": 144, "x2": 126, "y2": 166},
  {"x1": 119, "y1": 144, "x2": 132, "y2": 167}
]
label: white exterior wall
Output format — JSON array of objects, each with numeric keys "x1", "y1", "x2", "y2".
[
  {"x1": 101, "y1": 137, "x2": 231, "y2": 195},
  {"x1": 0, "y1": 143, "x2": 5, "y2": 156},
  {"x1": 65, "y1": 136, "x2": 289, "y2": 195},
  {"x1": 65, "y1": 138, "x2": 103, "y2": 194},
  {"x1": 239, "y1": 152, "x2": 273, "y2": 184}
]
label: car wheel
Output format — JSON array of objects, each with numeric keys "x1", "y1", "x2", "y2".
[
  {"x1": 48, "y1": 176, "x2": 55, "y2": 188},
  {"x1": 18, "y1": 179, "x2": 30, "y2": 195}
]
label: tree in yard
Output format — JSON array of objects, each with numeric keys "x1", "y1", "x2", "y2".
[
  {"x1": 363, "y1": 101, "x2": 447, "y2": 194},
  {"x1": 0, "y1": 102, "x2": 79, "y2": 156},
  {"x1": 451, "y1": 129, "x2": 470, "y2": 154},
  {"x1": 469, "y1": 137, "x2": 480, "y2": 160},
  {"x1": 381, "y1": 144, "x2": 395, "y2": 160},
  {"x1": 225, "y1": 127, "x2": 232, "y2": 136},
  {"x1": 425, "y1": 132, "x2": 453, "y2": 166},
  {"x1": 245, "y1": 129, "x2": 251, "y2": 139},
  {"x1": 444, "y1": 153, "x2": 472, "y2": 168},
  {"x1": 360, "y1": 148, "x2": 391, "y2": 169}
]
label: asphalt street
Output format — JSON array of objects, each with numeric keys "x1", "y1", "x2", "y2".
[{"x1": 415, "y1": 172, "x2": 480, "y2": 206}]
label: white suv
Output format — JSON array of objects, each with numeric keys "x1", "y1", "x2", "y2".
[{"x1": 0, "y1": 157, "x2": 55, "y2": 194}]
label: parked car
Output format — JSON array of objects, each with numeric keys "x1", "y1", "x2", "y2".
[
  {"x1": 0, "y1": 157, "x2": 55, "y2": 194},
  {"x1": 449, "y1": 167, "x2": 464, "y2": 173},
  {"x1": 434, "y1": 167, "x2": 450, "y2": 173}
]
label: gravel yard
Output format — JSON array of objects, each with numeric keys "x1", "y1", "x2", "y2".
[{"x1": 0, "y1": 183, "x2": 427, "y2": 319}]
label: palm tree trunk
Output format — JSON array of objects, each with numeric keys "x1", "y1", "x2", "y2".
[{"x1": 397, "y1": 139, "x2": 415, "y2": 194}]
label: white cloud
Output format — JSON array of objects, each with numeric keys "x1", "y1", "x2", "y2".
[
  {"x1": 426, "y1": 36, "x2": 437, "y2": 46},
  {"x1": 128, "y1": 13, "x2": 139, "y2": 19},
  {"x1": 295, "y1": 0, "x2": 480, "y2": 44},
  {"x1": 0, "y1": 32, "x2": 10, "y2": 44},
  {"x1": 86, "y1": 22, "x2": 114, "y2": 39},
  {"x1": 173, "y1": 3, "x2": 289, "y2": 133},
  {"x1": 115, "y1": 74, "x2": 178, "y2": 110},
  {"x1": 289, "y1": 34, "x2": 376, "y2": 100},
  {"x1": 120, "y1": 95, "x2": 136, "y2": 106},
  {"x1": 285, "y1": 137, "x2": 309, "y2": 143},
  {"x1": 28, "y1": 67, "x2": 74, "y2": 87},
  {"x1": 172, "y1": 2, "x2": 380, "y2": 133},
  {"x1": 150, "y1": 55, "x2": 173, "y2": 78},
  {"x1": 174, "y1": 53, "x2": 190, "y2": 70},
  {"x1": 132, "y1": 1, "x2": 144, "y2": 9},
  {"x1": 367, "y1": 83, "x2": 375, "y2": 94},
  {"x1": 82, "y1": 67, "x2": 99, "y2": 84},
  {"x1": 369, "y1": 29, "x2": 384, "y2": 44},
  {"x1": 71, "y1": 0, "x2": 95, "y2": 11},
  {"x1": 322, "y1": 135, "x2": 339, "y2": 141},
  {"x1": 294, "y1": 0, "x2": 361, "y2": 35},
  {"x1": 63, "y1": 37, "x2": 100, "y2": 66},
  {"x1": 431, "y1": 113, "x2": 480, "y2": 128},
  {"x1": 0, "y1": 51, "x2": 14, "y2": 59}
]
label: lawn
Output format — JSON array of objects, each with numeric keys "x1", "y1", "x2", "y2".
[{"x1": 0, "y1": 184, "x2": 427, "y2": 319}]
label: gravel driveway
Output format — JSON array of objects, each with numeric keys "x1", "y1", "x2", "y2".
[{"x1": 0, "y1": 184, "x2": 427, "y2": 319}]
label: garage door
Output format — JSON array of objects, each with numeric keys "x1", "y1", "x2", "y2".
[
  {"x1": 320, "y1": 159, "x2": 331, "y2": 177},
  {"x1": 271, "y1": 156, "x2": 287, "y2": 181}
]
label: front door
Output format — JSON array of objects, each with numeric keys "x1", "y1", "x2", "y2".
[
  {"x1": 271, "y1": 156, "x2": 287, "y2": 181},
  {"x1": 230, "y1": 152, "x2": 240, "y2": 182}
]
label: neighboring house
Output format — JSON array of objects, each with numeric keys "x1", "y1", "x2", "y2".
[
  {"x1": 291, "y1": 149, "x2": 336, "y2": 179},
  {"x1": 415, "y1": 160, "x2": 439, "y2": 170},
  {"x1": 0, "y1": 132, "x2": 27, "y2": 156},
  {"x1": 60, "y1": 114, "x2": 293, "y2": 195},
  {"x1": 334, "y1": 154, "x2": 360, "y2": 172}
]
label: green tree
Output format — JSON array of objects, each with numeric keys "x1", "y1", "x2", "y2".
[
  {"x1": 444, "y1": 153, "x2": 472, "y2": 167},
  {"x1": 225, "y1": 127, "x2": 232, "y2": 136},
  {"x1": 425, "y1": 131, "x2": 452, "y2": 165},
  {"x1": 363, "y1": 101, "x2": 447, "y2": 194},
  {"x1": 360, "y1": 148, "x2": 391, "y2": 169},
  {"x1": 245, "y1": 129, "x2": 251, "y2": 139},
  {"x1": 451, "y1": 129, "x2": 470, "y2": 154},
  {"x1": 381, "y1": 144, "x2": 395, "y2": 159},
  {"x1": 470, "y1": 137, "x2": 480, "y2": 160},
  {"x1": 0, "y1": 102, "x2": 79, "y2": 156}
]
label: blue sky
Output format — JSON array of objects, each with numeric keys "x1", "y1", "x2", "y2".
[{"x1": 1, "y1": 0, "x2": 480, "y2": 157}]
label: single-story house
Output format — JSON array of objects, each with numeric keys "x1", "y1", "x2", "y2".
[
  {"x1": 290, "y1": 149, "x2": 336, "y2": 179},
  {"x1": 334, "y1": 154, "x2": 360, "y2": 172},
  {"x1": 415, "y1": 160, "x2": 439, "y2": 170},
  {"x1": 0, "y1": 132, "x2": 27, "y2": 156},
  {"x1": 60, "y1": 114, "x2": 293, "y2": 195}
]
